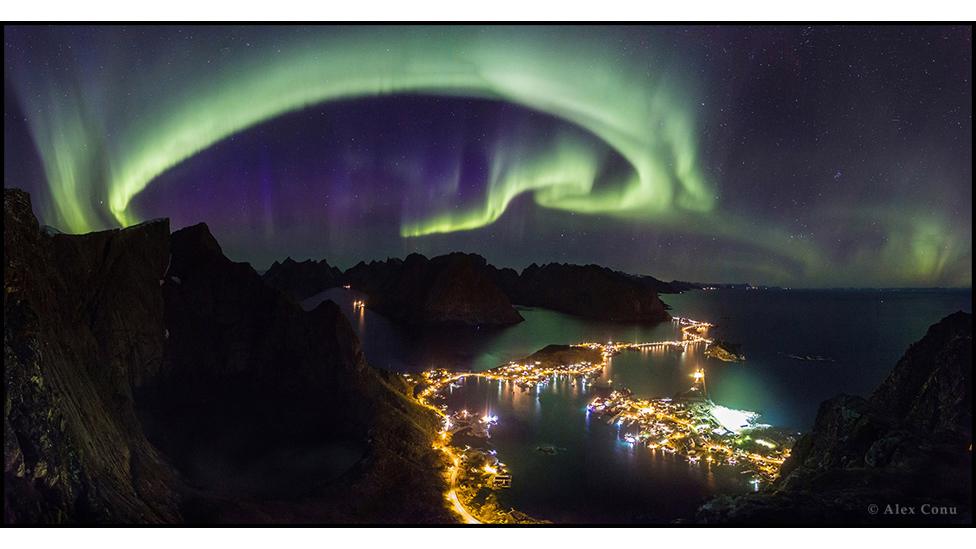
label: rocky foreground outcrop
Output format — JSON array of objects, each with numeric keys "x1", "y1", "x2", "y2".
[
  {"x1": 262, "y1": 257, "x2": 342, "y2": 302},
  {"x1": 344, "y1": 252, "x2": 524, "y2": 326},
  {"x1": 4, "y1": 189, "x2": 450, "y2": 524},
  {"x1": 4, "y1": 189, "x2": 181, "y2": 523},
  {"x1": 698, "y1": 311, "x2": 972, "y2": 524}
]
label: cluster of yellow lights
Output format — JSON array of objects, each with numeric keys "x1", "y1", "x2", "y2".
[
  {"x1": 587, "y1": 388, "x2": 791, "y2": 480},
  {"x1": 409, "y1": 316, "x2": 790, "y2": 523}
]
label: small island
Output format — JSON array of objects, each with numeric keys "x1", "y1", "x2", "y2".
[{"x1": 705, "y1": 341, "x2": 746, "y2": 362}]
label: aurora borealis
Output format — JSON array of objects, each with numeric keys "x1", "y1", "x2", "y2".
[{"x1": 4, "y1": 25, "x2": 972, "y2": 287}]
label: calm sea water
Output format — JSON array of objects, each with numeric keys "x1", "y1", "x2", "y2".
[{"x1": 304, "y1": 288, "x2": 971, "y2": 523}]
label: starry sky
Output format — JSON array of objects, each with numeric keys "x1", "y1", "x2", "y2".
[{"x1": 4, "y1": 25, "x2": 972, "y2": 287}]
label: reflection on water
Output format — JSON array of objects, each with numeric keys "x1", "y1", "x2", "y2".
[
  {"x1": 664, "y1": 289, "x2": 972, "y2": 427},
  {"x1": 306, "y1": 288, "x2": 682, "y2": 373},
  {"x1": 303, "y1": 287, "x2": 971, "y2": 522},
  {"x1": 441, "y1": 376, "x2": 747, "y2": 523}
]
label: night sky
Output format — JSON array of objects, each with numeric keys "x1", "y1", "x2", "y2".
[{"x1": 4, "y1": 25, "x2": 971, "y2": 287}]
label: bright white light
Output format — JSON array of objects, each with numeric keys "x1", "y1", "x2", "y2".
[{"x1": 710, "y1": 404, "x2": 758, "y2": 434}]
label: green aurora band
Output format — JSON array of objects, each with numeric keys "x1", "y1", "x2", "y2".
[
  {"x1": 6, "y1": 26, "x2": 970, "y2": 287},
  {"x1": 12, "y1": 27, "x2": 713, "y2": 235}
]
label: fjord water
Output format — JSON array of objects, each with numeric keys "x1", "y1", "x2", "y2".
[{"x1": 304, "y1": 288, "x2": 971, "y2": 522}]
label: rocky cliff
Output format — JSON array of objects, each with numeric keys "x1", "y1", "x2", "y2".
[
  {"x1": 4, "y1": 189, "x2": 451, "y2": 524},
  {"x1": 147, "y1": 223, "x2": 451, "y2": 523},
  {"x1": 698, "y1": 311, "x2": 972, "y2": 524},
  {"x1": 344, "y1": 252, "x2": 523, "y2": 326},
  {"x1": 4, "y1": 189, "x2": 181, "y2": 523},
  {"x1": 262, "y1": 257, "x2": 342, "y2": 302}
]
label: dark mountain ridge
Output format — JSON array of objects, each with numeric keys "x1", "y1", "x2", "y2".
[
  {"x1": 5, "y1": 189, "x2": 181, "y2": 523},
  {"x1": 342, "y1": 253, "x2": 672, "y2": 325},
  {"x1": 343, "y1": 252, "x2": 524, "y2": 326},
  {"x1": 698, "y1": 311, "x2": 972, "y2": 524},
  {"x1": 495, "y1": 262, "x2": 671, "y2": 323},
  {"x1": 4, "y1": 189, "x2": 450, "y2": 524},
  {"x1": 262, "y1": 257, "x2": 342, "y2": 302}
]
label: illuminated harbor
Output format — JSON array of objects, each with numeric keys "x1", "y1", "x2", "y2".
[
  {"x1": 585, "y1": 383, "x2": 793, "y2": 480},
  {"x1": 407, "y1": 317, "x2": 793, "y2": 524}
]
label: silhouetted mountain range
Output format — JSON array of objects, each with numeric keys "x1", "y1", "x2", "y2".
[
  {"x1": 491, "y1": 262, "x2": 670, "y2": 323},
  {"x1": 268, "y1": 252, "x2": 676, "y2": 325},
  {"x1": 344, "y1": 252, "x2": 524, "y2": 326},
  {"x1": 4, "y1": 189, "x2": 450, "y2": 524},
  {"x1": 263, "y1": 257, "x2": 342, "y2": 302}
]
